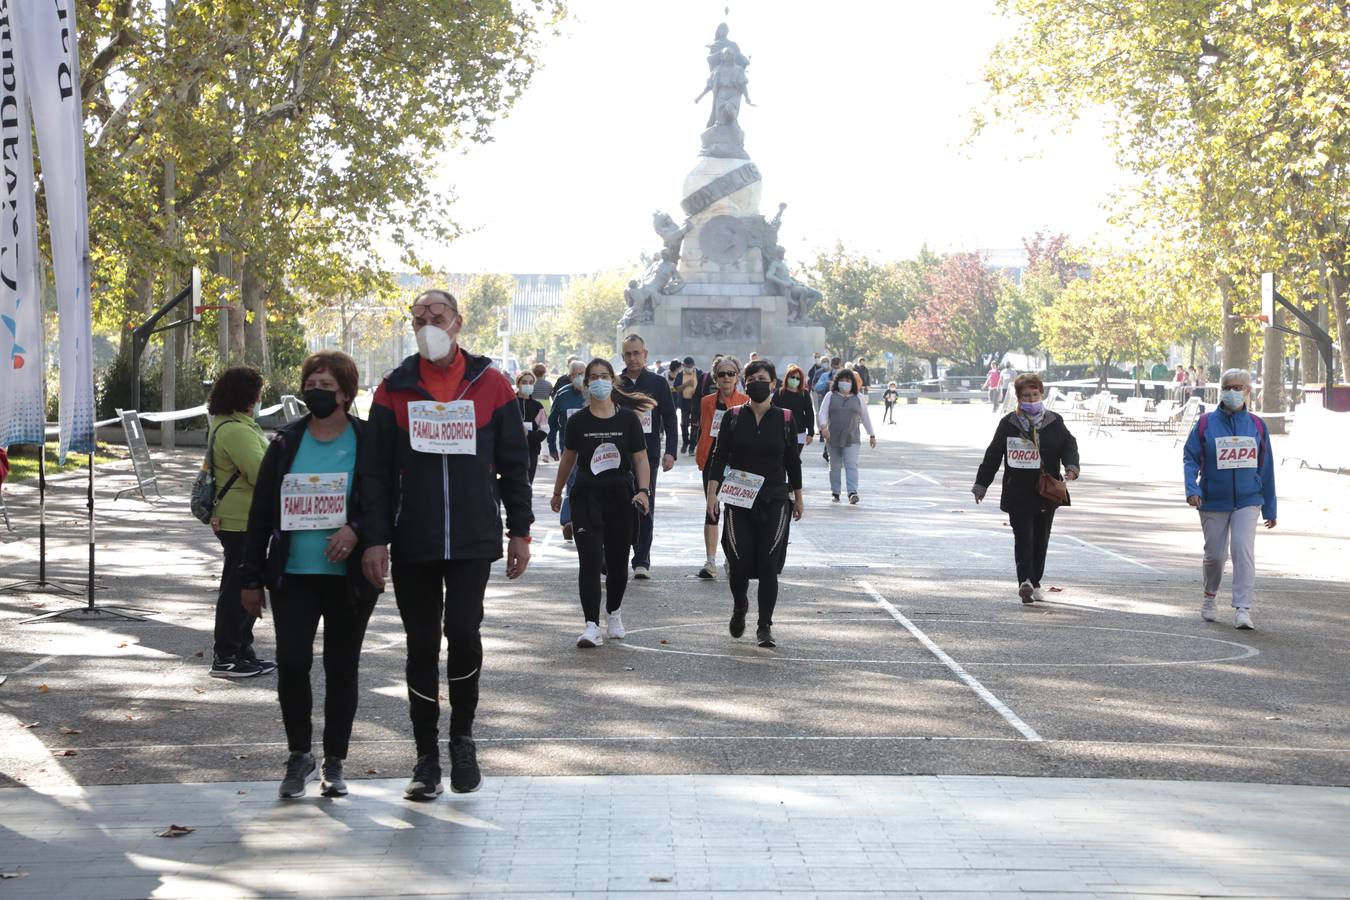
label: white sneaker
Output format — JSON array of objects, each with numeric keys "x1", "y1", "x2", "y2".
[
  {"x1": 1235, "y1": 609, "x2": 1255, "y2": 630},
  {"x1": 633, "y1": 566, "x2": 650, "y2": 580},
  {"x1": 1018, "y1": 581, "x2": 1034, "y2": 604},
  {"x1": 576, "y1": 622, "x2": 604, "y2": 648},
  {"x1": 606, "y1": 610, "x2": 625, "y2": 640},
  {"x1": 1201, "y1": 596, "x2": 1217, "y2": 622},
  {"x1": 1031, "y1": 587, "x2": 1044, "y2": 602},
  {"x1": 722, "y1": 559, "x2": 730, "y2": 578}
]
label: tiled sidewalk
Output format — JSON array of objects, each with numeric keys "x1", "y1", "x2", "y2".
[{"x1": 2, "y1": 775, "x2": 1347, "y2": 898}]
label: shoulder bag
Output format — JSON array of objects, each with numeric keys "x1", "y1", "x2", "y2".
[{"x1": 1031, "y1": 424, "x2": 1069, "y2": 506}]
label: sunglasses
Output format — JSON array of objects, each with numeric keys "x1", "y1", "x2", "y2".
[
  {"x1": 410, "y1": 301, "x2": 456, "y2": 318},
  {"x1": 716, "y1": 371, "x2": 737, "y2": 378}
]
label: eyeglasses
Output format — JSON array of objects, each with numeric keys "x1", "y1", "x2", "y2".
[
  {"x1": 410, "y1": 301, "x2": 456, "y2": 319},
  {"x1": 716, "y1": 371, "x2": 737, "y2": 378}
]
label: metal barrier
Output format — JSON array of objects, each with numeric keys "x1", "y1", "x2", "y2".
[{"x1": 113, "y1": 409, "x2": 163, "y2": 501}]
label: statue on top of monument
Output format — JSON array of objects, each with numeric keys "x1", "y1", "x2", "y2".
[
  {"x1": 695, "y1": 23, "x2": 753, "y2": 129},
  {"x1": 764, "y1": 245, "x2": 822, "y2": 324}
]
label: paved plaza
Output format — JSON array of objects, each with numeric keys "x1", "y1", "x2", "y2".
[{"x1": 2, "y1": 403, "x2": 1348, "y2": 898}]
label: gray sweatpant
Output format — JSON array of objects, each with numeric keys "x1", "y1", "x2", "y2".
[{"x1": 1199, "y1": 506, "x2": 1260, "y2": 609}]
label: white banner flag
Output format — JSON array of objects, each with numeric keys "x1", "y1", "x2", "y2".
[
  {"x1": 0, "y1": 0, "x2": 46, "y2": 448},
  {"x1": 14, "y1": 0, "x2": 93, "y2": 460}
]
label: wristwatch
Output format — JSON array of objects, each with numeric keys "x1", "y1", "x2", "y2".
[{"x1": 636, "y1": 487, "x2": 651, "y2": 495}]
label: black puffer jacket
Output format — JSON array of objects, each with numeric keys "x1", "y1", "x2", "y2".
[{"x1": 974, "y1": 411, "x2": 1080, "y2": 514}]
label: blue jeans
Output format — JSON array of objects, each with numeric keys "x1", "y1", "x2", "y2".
[
  {"x1": 560, "y1": 468, "x2": 577, "y2": 526},
  {"x1": 828, "y1": 443, "x2": 860, "y2": 495},
  {"x1": 631, "y1": 462, "x2": 658, "y2": 569}
]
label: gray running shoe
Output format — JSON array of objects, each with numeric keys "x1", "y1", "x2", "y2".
[
  {"x1": 278, "y1": 751, "x2": 316, "y2": 799},
  {"x1": 320, "y1": 757, "x2": 347, "y2": 798}
]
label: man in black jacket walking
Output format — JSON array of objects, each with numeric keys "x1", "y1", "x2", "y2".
[
  {"x1": 619, "y1": 334, "x2": 679, "y2": 579},
  {"x1": 360, "y1": 289, "x2": 533, "y2": 801}
]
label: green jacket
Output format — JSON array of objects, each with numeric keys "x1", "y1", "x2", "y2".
[{"x1": 207, "y1": 412, "x2": 269, "y2": 532}]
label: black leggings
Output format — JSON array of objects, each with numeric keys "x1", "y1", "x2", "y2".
[
  {"x1": 392, "y1": 559, "x2": 492, "y2": 755},
  {"x1": 571, "y1": 480, "x2": 636, "y2": 623},
  {"x1": 271, "y1": 574, "x2": 376, "y2": 758},
  {"x1": 721, "y1": 499, "x2": 792, "y2": 627},
  {"x1": 213, "y1": 530, "x2": 257, "y2": 660},
  {"x1": 527, "y1": 449, "x2": 540, "y2": 485},
  {"x1": 1009, "y1": 508, "x2": 1056, "y2": 587}
]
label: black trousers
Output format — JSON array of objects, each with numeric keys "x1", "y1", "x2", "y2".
[
  {"x1": 271, "y1": 574, "x2": 376, "y2": 758},
  {"x1": 1008, "y1": 508, "x2": 1056, "y2": 587},
  {"x1": 392, "y1": 558, "x2": 492, "y2": 756},
  {"x1": 527, "y1": 449, "x2": 540, "y2": 485},
  {"x1": 213, "y1": 530, "x2": 257, "y2": 661},
  {"x1": 722, "y1": 499, "x2": 792, "y2": 628},
  {"x1": 572, "y1": 480, "x2": 636, "y2": 623},
  {"x1": 679, "y1": 399, "x2": 697, "y2": 450}
]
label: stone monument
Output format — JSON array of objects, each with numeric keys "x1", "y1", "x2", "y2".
[{"x1": 616, "y1": 22, "x2": 827, "y2": 368}]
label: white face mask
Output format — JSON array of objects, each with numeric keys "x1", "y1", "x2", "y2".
[
  {"x1": 837, "y1": 382, "x2": 852, "y2": 395},
  {"x1": 1220, "y1": 389, "x2": 1246, "y2": 410},
  {"x1": 416, "y1": 324, "x2": 453, "y2": 362}
]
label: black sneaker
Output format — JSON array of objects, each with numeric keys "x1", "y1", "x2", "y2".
[
  {"x1": 729, "y1": 604, "x2": 747, "y2": 639},
  {"x1": 278, "y1": 751, "x2": 316, "y2": 799},
  {"x1": 404, "y1": 754, "x2": 443, "y2": 801},
  {"x1": 449, "y1": 735, "x2": 482, "y2": 794},
  {"x1": 849, "y1": 492, "x2": 859, "y2": 505},
  {"x1": 756, "y1": 625, "x2": 776, "y2": 648},
  {"x1": 208, "y1": 656, "x2": 263, "y2": 679},
  {"x1": 245, "y1": 656, "x2": 277, "y2": 676},
  {"x1": 320, "y1": 757, "x2": 347, "y2": 797},
  {"x1": 696, "y1": 564, "x2": 715, "y2": 579},
  {"x1": 831, "y1": 494, "x2": 840, "y2": 503}
]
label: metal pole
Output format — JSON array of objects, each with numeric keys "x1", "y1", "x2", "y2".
[{"x1": 86, "y1": 449, "x2": 95, "y2": 611}]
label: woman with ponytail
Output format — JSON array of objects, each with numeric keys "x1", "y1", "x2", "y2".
[{"x1": 550, "y1": 359, "x2": 653, "y2": 648}]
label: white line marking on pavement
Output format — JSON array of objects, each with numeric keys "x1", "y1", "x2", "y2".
[
  {"x1": 1060, "y1": 534, "x2": 1160, "y2": 572},
  {"x1": 2, "y1": 655, "x2": 55, "y2": 676},
  {"x1": 859, "y1": 581, "x2": 1044, "y2": 742},
  {"x1": 903, "y1": 469, "x2": 941, "y2": 486},
  {"x1": 886, "y1": 474, "x2": 916, "y2": 486}
]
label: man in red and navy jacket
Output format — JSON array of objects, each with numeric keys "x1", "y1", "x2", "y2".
[{"x1": 359, "y1": 289, "x2": 533, "y2": 801}]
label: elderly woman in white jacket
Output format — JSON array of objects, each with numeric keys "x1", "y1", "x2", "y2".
[{"x1": 817, "y1": 368, "x2": 876, "y2": 504}]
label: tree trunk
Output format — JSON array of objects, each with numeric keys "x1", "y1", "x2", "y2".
[
  {"x1": 927, "y1": 356, "x2": 939, "y2": 379},
  {"x1": 241, "y1": 257, "x2": 265, "y2": 370},
  {"x1": 1218, "y1": 273, "x2": 1250, "y2": 372},
  {"x1": 1300, "y1": 301, "x2": 1323, "y2": 387},
  {"x1": 1323, "y1": 253, "x2": 1350, "y2": 383},
  {"x1": 1261, "y1": 309, "x2": 1286, "y2": 434}
]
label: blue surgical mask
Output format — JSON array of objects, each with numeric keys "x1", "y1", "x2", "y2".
[
  {"x1": 1019, "y1": 401, "x2": 1044, "y2": 416},
  {"x1": 588, "y1": 379, "x2": 614, "y2": 401},
  {"x1": 1220, "y1": 389, "x2": 1245, "y2": 410}
]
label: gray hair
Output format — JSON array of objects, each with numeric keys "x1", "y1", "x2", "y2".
[
  {"x1": 1220, "y1": 368, "x2": 1252, "y2": 387},
  {"x1": 568, "y1": 359, "x2": 586, "y2": 374}
]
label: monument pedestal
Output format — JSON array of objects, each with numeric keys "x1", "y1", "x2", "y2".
[{"x1": 620, "y1": 291, "x2": 826, "y2": 372}]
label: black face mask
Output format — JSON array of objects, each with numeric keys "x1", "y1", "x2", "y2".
[
  {"x1": 745, "y1": 381, "x2": 773, "y2": 402},
  {"x1": 303, "y1": 388, "x2": 340, "y2": 419}
]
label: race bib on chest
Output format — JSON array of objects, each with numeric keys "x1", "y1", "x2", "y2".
[
  {"x1": 709, "y1": 409, "x2": 726, "y2": 437},
  {"x1": 591, "y1": 442, "x2": 621, "y2": 475},
  {"x1": 797, "y1": 431, "x2": 807, "y2": 445},
  {"x1": 718, "y1": 469, "x2": 766, "y2": 509},
  {"x1": 408, "y1": 400, "x2": 476, "y2": 454},
  {"x1": 280, "y1": 473, "x2": 348, "y2": 531},
  {"x1": 1216, "y1": 435, "x2": 1258, "y2": 469},
  {"x1": 640, "y1": 410, "x2": 653, "y2": 434},
  {"x1": 1006, "y1": 437, "x2": 1041, "y2": 469}
]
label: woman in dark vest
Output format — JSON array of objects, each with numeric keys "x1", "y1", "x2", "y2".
[
  {"x1": 971, "y1": 372, "x2": 1080, "y2": 603},
  {"x1": 514, "y1": 370, "x2": 549, "y2": 484},
  {"x1": 817, "y1": 368, "x2": 876, "y2": 503},
  {"x1": 706, "y1": 360, "x2": 803, "y2": 648}
]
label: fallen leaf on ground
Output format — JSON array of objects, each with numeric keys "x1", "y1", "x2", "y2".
[
  {"x1": 37, "y1": 684, "x2": 49, "y2": 694},
  {"x1": 236, "y1": 790, "x2": 247, "y2": 795},
  {"x1": 365, "y1": 768, "x2": 379, "y2": 775},
  {"x1": 1265, "y1": 716, "x2": 1281, "y2": 720},
  {"x1": 649, "y1": 875, "x2": 673, "y2": 883},
  {"x1": 1091, "y1": 697, "x2": 1105, "y2": 702},
  {"x1": 157, "y1": 825, "x2": 194, "y2": 838},
  {"x1": 623, "y1": 666, "x2": 634, "y2": 671},
  {"x1": 115, "y1": 642, "x2": 127, "y2": 649},
  {"x1": 53, "y1": 749, "x2": 77, "y2": 757},
  {"x1": 59, "y1": 726, "x2": 81, "y2": 735},
  {"x1": 17, "y1": 721, "x2": 38, "y2": 729},
  {"x1": 0, "y1": 871, "x2": 27, "y2": 879},
  {"x1": 233, "y1": 754, "x2": 248, "y2": 760},
  {"x1": 107, "y1": 765, "x2": 129, "y2": 773},
  {"x1": 124, "y1": 714, "x2": 142, "y2": 721},
  {"x1": 194, "y1": 651, "x2": 204, "y2": 658},
  {"x1": 659, "y1": 640, "x2": 668, "y2": 645},
  {"x1": 1048, "y1": 587, "x2": 1063, "y2": 593},
  {"x1": 193, "y1": 688, "x2": 206, "y2": 694}
]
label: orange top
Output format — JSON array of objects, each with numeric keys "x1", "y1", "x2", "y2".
[
  {"x1": 697, "y1": 388, "x2": 749, "y2": 470},
  {"x1": 419, "y1": 349, "x2": 466, "y2": 401}
]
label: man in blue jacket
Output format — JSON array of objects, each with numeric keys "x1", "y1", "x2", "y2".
[
  {"x1": 1183, "y1": 368, "x2": 1276, "y2": 630},
  {"x1": 547, "y1": 361, "x2": 588, "y2": 540},
  {"x1": 618, "y1": 334, "x2": 679, "y2": 579}
]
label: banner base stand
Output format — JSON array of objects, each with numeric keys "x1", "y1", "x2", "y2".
[
  {"x1": 0, "y1": 578, "x2": 85, "y2": 597},
  {"x1": 20, "y1": 602, "x2": 153, "y2": 624}
]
